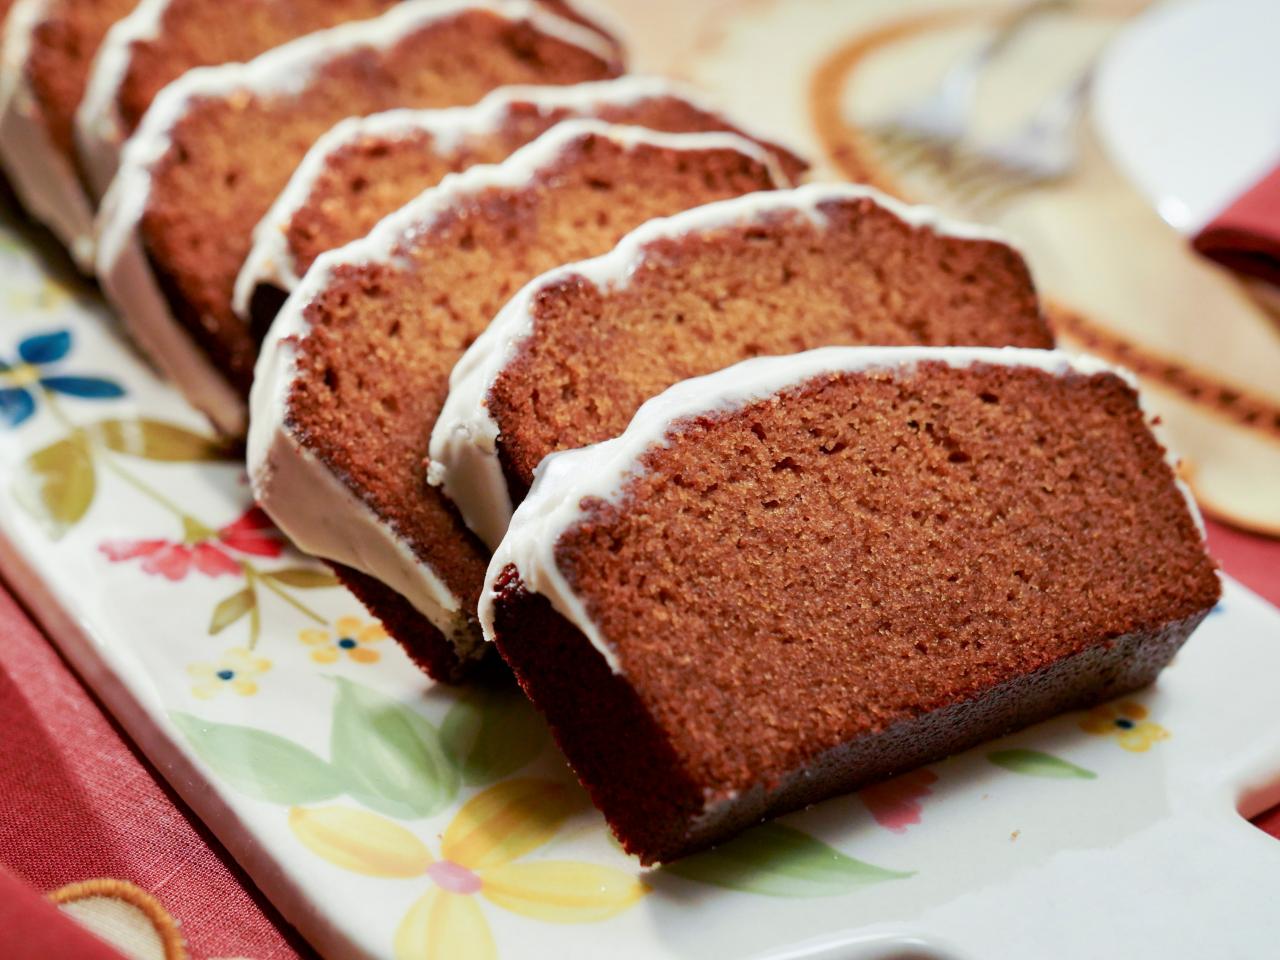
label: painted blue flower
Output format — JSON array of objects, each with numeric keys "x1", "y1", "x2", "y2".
[{"x1": 0, "y1": 330, "x2": 124, "y2": 428}]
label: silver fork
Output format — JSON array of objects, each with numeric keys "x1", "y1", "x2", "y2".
[
  {"x1": 869, "y1": 0, "x2": 1093, "y2": 218},
  {"x1": 872, "y1": 0, "x2": 1069, "y2": 156},
  {"x1": 933, "y1": 67, "x2": 1093, "y2": 218}
]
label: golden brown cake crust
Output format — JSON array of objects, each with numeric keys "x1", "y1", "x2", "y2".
[
  {"x1": 139, "y1": 6, "x2": 619, "y2": 395},
  {"x1": 22, "y1": 0, "x2": 138, "y2": 158},
  {"x1": 285, "y1": 131, "x2": 780, "y2": 678},
  {"x1": 490, "y1": 362, "x2": 1220, "y2": 861},
  {"x1": 487, "y1": 196, "x2": 1052, "y2": 500}
]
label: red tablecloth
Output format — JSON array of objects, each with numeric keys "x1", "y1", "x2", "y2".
[{"x1": 1, "y1": 519, "x2": 1276, "y2": 960}]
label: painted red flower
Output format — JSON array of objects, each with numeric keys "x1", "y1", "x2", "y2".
[
  {"x1": 99, "y1": 506, "x2": 284, "y2": 581},
  {"x1": 859, "y1": 768, "x2": 938, "y2": 833}
]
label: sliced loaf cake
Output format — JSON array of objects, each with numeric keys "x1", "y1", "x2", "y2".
[
  {"x1": 0, "y1": 0, "x2": 138, "y2": 264},
  {"x1": 249, "y1": 120, "x2": 787, "y2": 682},
  {"x1": 95, "y1": 0, "x2": 620, "y2": 436}
]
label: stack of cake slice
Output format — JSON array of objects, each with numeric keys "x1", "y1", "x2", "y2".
[
  {"x1": 95, "y1": 0, "x2": 623, "y2": 435},
  {"x1": 0, "y1": 0, "x2": 1218, "y2": 865},
  {"x1": 248, "y1": 120, "x2": 788, "y2": 680}
]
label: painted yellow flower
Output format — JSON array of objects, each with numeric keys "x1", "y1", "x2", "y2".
[
  {"x1": 299, "y1": 616, "x2": 387, "y2": 665},
  {"x1": 1079, "y1": 700, "x2": 1169, "y2": 752},
  {"x1": 290, "y1": 779, "x2": 646, "y2": 960},
  {"x1": 187, "y1": 647, "x2": 271, "y2": 699}
]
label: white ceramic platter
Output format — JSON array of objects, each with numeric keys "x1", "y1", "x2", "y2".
[
  {"x1": 2, "y1": 205, "x2": 1280, "y2": 959},
  {"x1": 1091, "y1": 0, "x2": 1280, "y2": 234}
]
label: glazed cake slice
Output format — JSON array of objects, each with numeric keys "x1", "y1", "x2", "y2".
[
  {"x1": 432, "y1": 183, "x2": 1054, "y2": 547},
  {"x1": 233, "y1": 75, "x2": 807, "y2": 330},
  {"x1": 249, "y1": 120, "x2": 786, "y2": 682},
  {"x1": 95, "y1": 0, "x2": 620, "y2": 437},
  {"x1": 482, "y1": 346, "x2": 1221, "y2": 864},
  {"x1": 74, "y1": 0, "x2": 619, "y2": 201},
  {"x1": 0, "y1": 0, "x2": 138, "y2": 265},
  {"x1": 74, "y1": 0, "x2": 399, "y2": 201}
]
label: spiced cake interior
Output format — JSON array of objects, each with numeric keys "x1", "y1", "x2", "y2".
[{"x1": 485, "y1": 349, "x2": 1220, "y2": 862}]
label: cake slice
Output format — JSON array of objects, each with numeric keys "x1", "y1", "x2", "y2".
[
  {"x1": 431, "y1": 184, "x2": 1054, "y2": 547},
  {"x1": 249, "y1": 120, "x2": 787, "y2": 682},
  {"x1": 0, "y1": 0, "x2": 138, "y2": 265},
  {"x1": 95, "y1": 0, "x2": 620, "y2": 437},
  {"x1": 74, "y1": 0, "x2": 399, "y2": 201},
  {"x1": 482, "y1": 346, "x2": 1220, "y2": 863},
  {"x1": 233, "y1": 75, "x2": 807, "y2": 331},
  {"x1": 74, "y1": 0, "x2": 619, "y2": 201}
]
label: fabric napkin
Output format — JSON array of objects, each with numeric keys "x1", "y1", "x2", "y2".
[{"x1": 1192, "y1": 161, "x2": 1280, "y2": 285}]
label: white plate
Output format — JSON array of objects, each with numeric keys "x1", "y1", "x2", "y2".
[
  {"x1": 1092, "y1": 0, "x2": 1280, "y2": 233},
  {"x1": 2, "y1": 203, "x2": 1280, "y2": 959}
]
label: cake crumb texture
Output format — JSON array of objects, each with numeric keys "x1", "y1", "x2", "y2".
[
  {"x1": 494, "y1": 362, "x2": 1219, "y2": 861},
  {"x1": 489, "y1": 196, "x2": 1052, "y2": 495},
  {"x1": 285, "y1": 94, "x2": 806, "y2": 279}
]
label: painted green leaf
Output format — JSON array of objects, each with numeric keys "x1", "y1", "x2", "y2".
[
  {"x1": 264, "y1": 567, "x2": 339, "y2": 589},
  {"x1": 90, "y1": 418, "x2": 228, "y2": 461},
  {"x1": 666, "y1": 822, "x2": 912, "y2": 896},
  {"x1": 329, "y1": 677, "x2": 459, "y2": 819},
  {"x1": 441, "y1": 683, "x2": 549, "y2": 786},
  {"x1": 170, "y1": 712, "x2": 342, "y2": 805},
  {"x1": 209, "y1": 588, "x2": 255, "y2": 635},
  {"x1": 988, "y1": 749, "x2": 1097, "y2": 779},
  {"x1": 12, "y1": 433, "x2": 95, "y2": 539}
]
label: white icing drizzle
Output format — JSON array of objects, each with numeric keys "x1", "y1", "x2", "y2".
[
  {"x1": 93, "y1": 0, "x2": 617, "y2": 436},
  {"x1": 479, "y1": 345, "x2": 1207, "y2": 674},
  {"x1": 75, "y1": 0, "x2": 171, "y2": 201},
  {"x1": 430, "y1": 182, "x2": 1014, "y2": 549},
  {"x1": 248, "y1": 119, "x2": 782, "y2": 641},
  {"x1": 0, "y1": 0, "x2": 96, "y2": 267},
  {"x1": 233, "y1": 73, "x2": 795, "y2": 316}
]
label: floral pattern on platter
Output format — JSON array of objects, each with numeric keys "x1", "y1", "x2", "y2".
[
  {"x1": 188, "y1": 648, "x2": 273, "y2": 699},
  {"x1": 291, "y1": 781, "x2": 647, "y2": 960},
  {"x1": 1, "y1": 330, "x2": 123, "y2": 428},
  {"x1": 859, "y1": 769, "x2": 938, "y2": 833},
  {"x1": 300, "y1": 616, "x2": 388, "y2": 665},
  {"x1": 0, "y1": 286, "x2": 1220, "y2": 960},
  {"x1": 1078, "y1": 701, "x2": 1171, "y2": 752},
  {"x1": 100, "y1": 506, "x2": 284, "y2": 581}
]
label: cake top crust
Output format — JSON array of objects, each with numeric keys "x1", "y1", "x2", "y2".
[{"x1": 481, "y1": 345, "x2": 1207, "y2": 674}]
